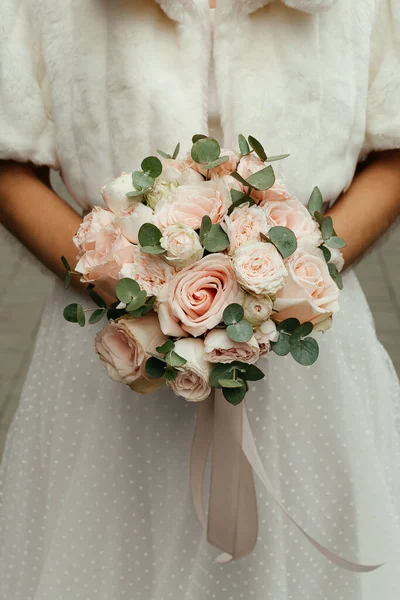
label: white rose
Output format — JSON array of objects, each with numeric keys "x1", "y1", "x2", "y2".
[
  {"x1": 243, "y1": 293, "x2": 273, "y2": 326},
  {"x1": 146, "y1": 181, "x2": 175, "y2": 211},
  {"x1": 273, "y1": 248, "x2": 340, "y2": 325},
  {"x1": 232, "y1": 241, "x2": 288, "y2": 296},
  {"x1": 167, "y1": 339, "x2": 212, "y2": 402},
  {"x1": 161, "y1": 158, "x2": 204, "y2": 186},
  {"x1": 115, "y1": 203, "x2": 154, "y2": 244},
  {"x1": 101, "y1": 172, "x2": 139, "y2": 214},
  {"x1": 160, "y1": 224, "x2": 204, "y2": 268},
  {"x1": 204, "y1": 329, "x2": 260, "y2": 364},
  {"x1": 254, "y1": 320, "x2": 279, "y2": 356}
]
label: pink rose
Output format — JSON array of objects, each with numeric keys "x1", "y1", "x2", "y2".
[
  {"x1": 75, "y1": 227, "x2": 134, "y2": 297},
  {"x1": 115, "y1": 203, "x2": 154, "y2": 245},
  {"x1": 188, "y1": 149, "x2": 240, "y2": 177},
  {"x1": 273, "y1": 248, "x2": 340, "y2": 324},
  {"x1": 224, "y1": 205, "x2": 268, "y2": 255},
  {"x1": 167, "y1": 338, "x2": 212, "y2": 402},
  {"x1": 157, "y1": 253, "x2": 241, "y2": 337},
  {"x1": 95, "y1": 315, "x2": 167, "y2": 388},
  {"x1": 154, "y1": 181, "x2": 231, "y2": 231},
  {"x1": 232, "y1": 241, "x2": 287, "y2": 296},
  {"x1": 237, "y1": 155, "x2": 291, "y2": 204},
  {"x1": 73, "y1": 206, "x2": 115, "y2": 254},
  {"x1": 254, "y1": 320, "x2": 279, "y2": 356},
  {"x1": 119, "y1": 247, "x2": 175, "y2": 297},
  {"x1": 101, "y1": 172, "x2": 139, "y2": 215},
  {"x1": 263, "y1": 197, "x2": 322, "y2": 250},
  {"x1": 161, "y1": 158, "x2": 204, "y2": 186},
  {"x1": 204, "y1": 329, "x2": 260, "y2": 364}
]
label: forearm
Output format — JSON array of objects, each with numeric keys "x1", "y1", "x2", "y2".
[
  {"x1": 326, "y1": 150, "x2": 400, "y2": 268},
  {"x1": 0, "y1": 160, "x2": 83, "y2": 289}
]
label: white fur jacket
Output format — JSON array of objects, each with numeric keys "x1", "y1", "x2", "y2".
[{"x1": 0, "y1": 0, "x2": 399, "y2": 209}]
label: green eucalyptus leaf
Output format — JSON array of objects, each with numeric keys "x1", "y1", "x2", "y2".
[
  {"x1": 277, "y1": 318, "x2": 301, "y2": 333},
  {"x1": 126, "y1": 307, "x2": 145, "y2": 318},
  {"x1": 235, "y1": 362, "x2": 264, "y2": 381},
  {"x1": 145, "y1": 357, "x2": 167, "y2": 379},
  {"x1": 265, "y1": 153, "x2": 290, "y2": 162},
  {"x1": 191, "y1": 137, "x2": 220, "y2": 164},
  {"x1": 268, "y1": 226, "x2": 298, "y2": 259},
  {"x1": 77, "y1": 304, "x2": 85, "y2": 327},
  {"x1": 61, "y1": 256, "x2": 71, "y2": 271},
  {"x1": 248, "y1": 135, "x2": 267, "y2": 161},
  {"x1": 202, "y1": 224, "x2": 230, "y2": 253},
  {"x1": 172, "y1": 142, "x2": 180, "y2": 160},
  {"x1": 166, "y1": 350, "x2": 187, "y2": 368},
  {"x1": 141, "y1": 156, "x2": 162, "y2": 179},
  {"x1": 228, "y1": 192, "x2": 255, "y2": 215},
  {"x1": 308, "y1": 186, "x2": 324, "y2": 216},
  {"x1": 156, "y1": 339, "x2": 175, "y2": 354},
  {"x1": 157, "y1": 149, "x2": 172, "y2": 159},
  {"x1": 325, "y1": 236, "x2": 346, "y2": 249},
  {"x1": 203, "y1": 156, "x2": 229, "y2": 169},
  {"x1": 223, "y1": 303, "x2": 244, "y2": 326},
  {"x1": 290, "y1": 337, "x2": 319, "y2": 366},
  {"x1": 200, "y1": 215, "x2": 212, "y2": 242},
  {"x1": 63, "y1": 303, "x2": 79, "y2": 324},
  {"x1": 126, "y1": 190, "x2": 144, "y2": 198},
  {"x1": 132, "y1": 171, "x2": 155, "y2": 190},
  {"x1": 218, "y1": 379, "x2": 244, "y2": 389},
  {"x1": 89, "y1": 308, "x2": 106, "y2": 324},
  {"x1": 141, "y1": 245, "x2": 166, "y2": 255},
  {"x1": 138, "y1": 223, "x2": 163, "y2": 247},
  {"x1": 165, "y1": 367, "x2": 178, "y2": 382},
  {"x1": 246, "y1": 165, "x2": 275, "y2": 191},
  {"x1": 116, "y1": 278, "x2": 141, "y2": 303},
  {"x1": 314, "y1": 211, "x2": 325, "y2": 226},
  {"x1": 230, "y1": 171, "x2": 252, "y2": 189},
  {"x1": 321, "y1": 245, "x2": 332, "y2": 263},
  {"x1": 210, "y1": 364, "x2": 235, "y2": 388},
  {"x1": 321, "y1": 216, "x2": 334, "y2": 241},
  {"x1": 192, "y1": 134, "x2": 207, "y2": 143},
  {"x1": 89, "y1": 290, "x2": 107, "y2": 308},
  {"x1": 238, "y1": 134, "x2": 250, "y2": 155},
  {"x1": 126, "y1": 290, "x2": 147, "y2": 312},
  {"x1": 290, "y1": 322, "x2": 314, "y2": 344},
  {"x1": 328, "y1": 263, "x2": 344, "y2": 290},
  {"x1": 64, "y1": 272, "x2": 71, "y2": 290},
  {"x1": 226, "y1": 320, "x2": 253, "y2": 343},
  {"x1": 142, "y1": 295, "x2": 156, "y2": 315},
  {"x1": 271, "y1": 333, "x2": 291, "y2": 356},
  {"x1": 223, "y1": 384, "x2": 247, "y2": 405}
]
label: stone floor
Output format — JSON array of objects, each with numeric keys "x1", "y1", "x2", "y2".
[{"x1": 0, "y1": 223, "x2": 399, "y2": 458}]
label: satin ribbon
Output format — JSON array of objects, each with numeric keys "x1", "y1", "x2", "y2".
[{"x1": 190, "y1": 389, "x2": 383, "y2": 571}]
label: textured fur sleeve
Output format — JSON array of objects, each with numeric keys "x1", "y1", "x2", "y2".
[
  {"x1": 362, "y1": 0, "x2": 400, "y2": 156},
  {"x1": 0, "y1": 0, "x2": 58, "y2": 168}
]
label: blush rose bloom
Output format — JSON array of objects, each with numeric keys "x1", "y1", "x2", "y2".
[
  {"x1": 73, "y1": 206, "x2": 115, "y2": 254},
  {"x1": 101, "y1": 172, "x2": 139, "y2": 214},
  {"x1": 115, "y1": 203, "x2": 154, "y2": 245},
  {"x1": 224, "y1": 205, "x2": 269, "y2": 255},
  {"x1": 237, "y1": 155, "x2": 291, "y2": 203},
  {"x1": 187, "y1": 149, "x2": 240, "y2": 178},
  {"x1": 75, "y1": 227, "x2": 134, "y2": 297},
  {"x1": 254, "y1": 320, "x2": 279, "y2": 356},
  {"x1": 204, "y1": 329, "x2": 260, "y2": 364},
  {"x1": 273, "y1": 248, "x2": 340, "y2": 325},
  {"x1": 242, "y1": 292, "x2": 273, "y2": 326},
  {"x1": 263, "y1": 197, "x2": 322, "y2": 250},
  {"x1": 119, "y1": 247, "x2": 175, "y2": 297},
  {"x1": 232, "y1": 241, "x2": 287, "y2": 296},
  {"x1": 161, "y1": 158, "x2": 204, "y2": 186},
  {"x1": 95, "y1": 315, "x2": 167, "y2": 390},
  {"x1": 157, "y1": 253, "x2": 242, "y2": 338},
  {"x1": 167, "y1": 338, "x2": 212, "y2": 402},
  {"x1": 154, "y1": 180, "x2": 231, "y2": 231},
  {"x1": 160, "y1": 224, "x2": 204, "y2": 269}
]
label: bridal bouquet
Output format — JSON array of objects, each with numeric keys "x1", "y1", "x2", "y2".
[{"x1": 62, "y1": 134, "x2": 345, "y2": 405}]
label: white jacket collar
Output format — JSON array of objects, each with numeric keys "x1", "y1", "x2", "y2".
[{"x1": 155, "y1": 0, "x2": 337, "y2": 20}]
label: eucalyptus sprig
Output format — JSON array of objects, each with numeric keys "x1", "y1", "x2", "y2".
[
  {"x1": 199, "y1": 215, "x2": 230, "y2": 253},
  {"x1": 127, "y1": 156, "x2": 163, "y2": 198},
  {"x1": 157, "y1": 142, "x2": 180, "y2": 160},
  {"x1": 61, "y1": 256, "x2": 83, "y2": 290},
  {"x1": 223, "y1": 303, "x2": 253, "y2": 343},
  {"x1": 237, "y1": 134, "x2": 290, "y2": 163},
  {"x1": 261, "y1": 227, "x2": 297, "y2": 259},
  {"x1": 209, "y1": 361, "x2": 264, "y2": 405},
  {"x1": 138, "y1": 223, "x2": 165, "y2": 255},
  {"x1": 271, "y1": 318, "x2": 319, "y2": 366},
  {"x1": 145, "y1": 339, "x2": 187, "y2": 382},
  {"x1": 116, "y1": 278, "x2": 156, "y2": 317}
]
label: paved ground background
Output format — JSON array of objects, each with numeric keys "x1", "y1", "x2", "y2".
[{"x1": 0, "y1": 175, "x2": 399, "y2": 456}]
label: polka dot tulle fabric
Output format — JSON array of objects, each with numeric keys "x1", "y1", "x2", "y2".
[{"x1": 1, "y1": 272, "x2": 400, "y2": 599}]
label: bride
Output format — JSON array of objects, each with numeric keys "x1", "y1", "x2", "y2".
[{"x1": 1, "y1": 0, "x2": 400, "y2": 598}]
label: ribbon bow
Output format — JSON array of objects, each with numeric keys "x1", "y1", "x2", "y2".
[{"x1": 191, "y1": 389, "x2": 383, "y2": 570}]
